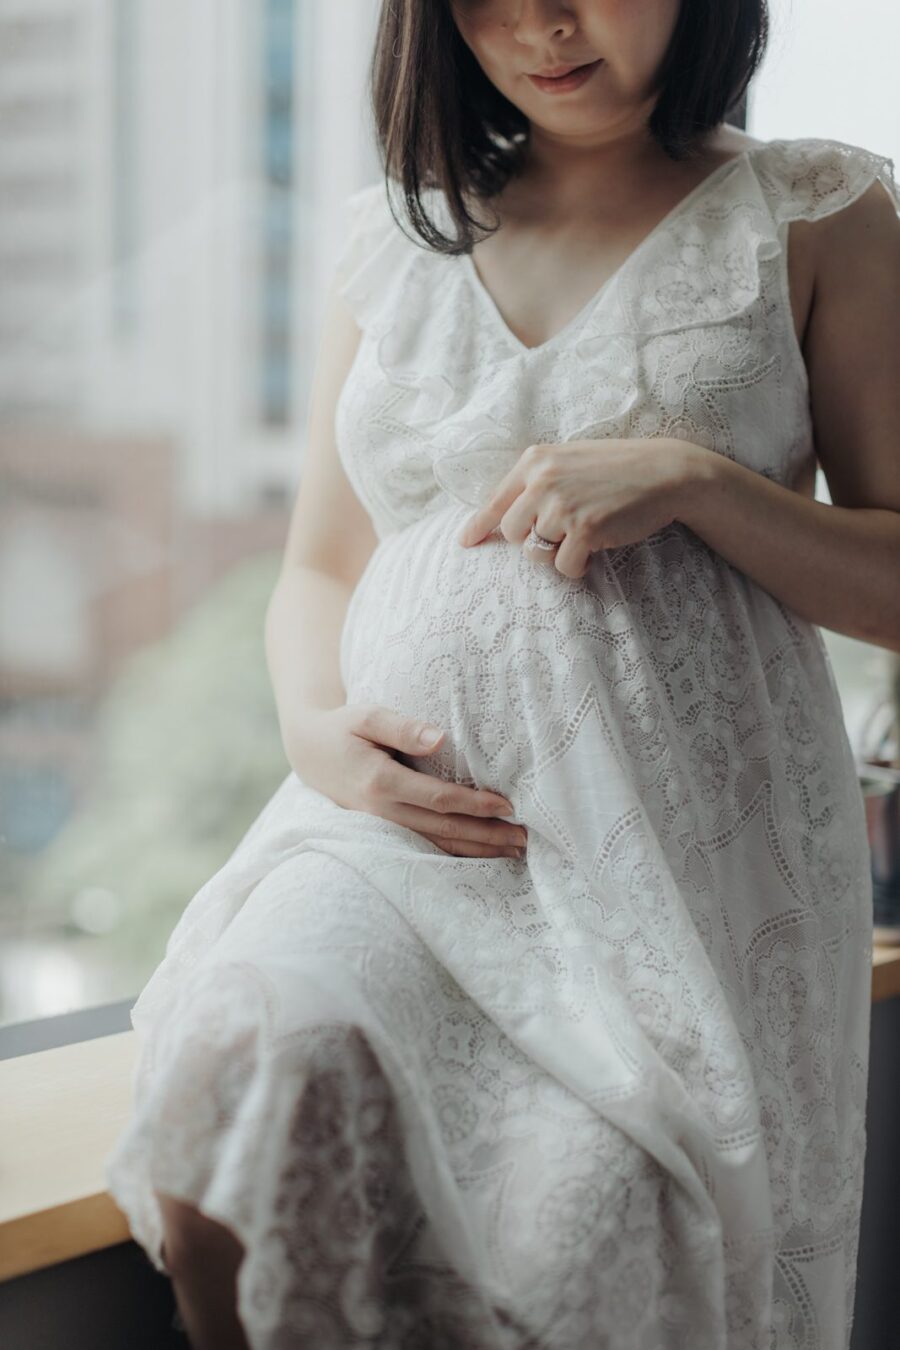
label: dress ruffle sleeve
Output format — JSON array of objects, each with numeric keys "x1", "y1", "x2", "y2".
[
  {"x1": 334, "y1": 180, "x2": 416, "y2": 331},
  {"x1": 751, "y1": 135, "x2": 900, "y2": 225}
]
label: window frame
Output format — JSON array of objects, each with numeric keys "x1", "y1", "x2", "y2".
[{"x1": 0, "y1": 998, "x2": 133, "y2": 1061}]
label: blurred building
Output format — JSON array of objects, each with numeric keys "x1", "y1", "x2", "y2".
[
  {"x1": 0, "y1": 0, "x2": 380, "y2": 507},
  {"x1": 0, "y1": 0, "x2": 380, "y2": 898},
  {"x1": 0, "y1": 2, "x2": 87, "y2": 422}
]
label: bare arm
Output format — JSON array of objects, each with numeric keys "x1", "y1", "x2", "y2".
[
  {"x1": 675, "y1": 177, "x2": 900, "y2": 653},
  {"x1": 262, "y1": 254, "x2": 524, "y2": 855},
  {"x1": 264, "y1": 273, "x2": 379, "y2": 758}
]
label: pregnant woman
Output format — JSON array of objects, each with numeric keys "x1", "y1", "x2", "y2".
[{"x1": 105, "y1": 1, "x2": 900, "y2": 1347}]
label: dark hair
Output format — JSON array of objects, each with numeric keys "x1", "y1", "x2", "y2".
[{"x1": 369, "y1": 0, "x2": 769, "y2": 255}]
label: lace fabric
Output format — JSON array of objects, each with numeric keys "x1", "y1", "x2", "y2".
[{"x1": 105, "y1": 136, "x2": 896, "y2": 1349}]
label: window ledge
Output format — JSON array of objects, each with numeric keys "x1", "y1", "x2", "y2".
[
  {"x1": 2, "y1": 944, "x2": 900, "y2": 1284},
  {"x1": 872, "y1": 938, "x2": 900, "y2": 1001},
  {"x1": 0, "y1": 1030, "x2": 137, "y2": 1281}
]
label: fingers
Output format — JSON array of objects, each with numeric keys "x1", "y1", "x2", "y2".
[
  {"x1": 352, "y1": 712, "x2": 529, "y2": 857},
  {"x1": 457, "y1": 462, "x2": 527, "y2": 546},
  {"x1": 551, "y1": 533, "x2": 593, "y2": 579},
  {"x1": 364, "y1": 757, "x2": 514, "y2": 820},
  {"x1": 350, "y1": 704, "x2": 447, "y2": 757},
  {"x1": 389, "y1": 799, "x2": 528, "y2": 852},
  {"x1": 419, "y1": 832, "x2": 526, "y2": 859},
  {"x1": 524, "y1": 533, "x2": 562, "y2": 567}
]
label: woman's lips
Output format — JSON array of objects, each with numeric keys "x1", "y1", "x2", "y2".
[{"x1": 527, "y1": 59, "x2": 603, "y2": 94}]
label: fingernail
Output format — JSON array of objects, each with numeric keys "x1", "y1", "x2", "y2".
[
  {"x1": 514, "y1": 831, "x2": 527, "y2": 847},
  {"x1": 417, "y1": 725, "x2": 441, "y2": 746},
  {"x1": 494, "y1": 800, "x2": 514, "y2": 814}
]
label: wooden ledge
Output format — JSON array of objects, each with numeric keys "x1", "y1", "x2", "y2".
[
  {"x1": 872, "y1": 940, "x2": 900, "y2": 1001},
  {"x1": 0, "y1": 1030, "x2": 138, "y2": 1281},
  {"x1": 2, "y1": 944, "x2": 900, "y2": 1283}
]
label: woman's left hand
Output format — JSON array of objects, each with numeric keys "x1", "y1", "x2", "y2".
[{"x1": 455, "y1": 437, "x2": 714, "y2": 579}]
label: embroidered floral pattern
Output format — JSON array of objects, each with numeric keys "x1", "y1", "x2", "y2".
[{"x1": 105, "y1": 138, "x2": 898, "y2": 1350}]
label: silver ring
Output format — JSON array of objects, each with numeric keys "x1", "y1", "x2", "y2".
[{"x1": 526, "y1": 522, "x2": 559, "y2": 551}]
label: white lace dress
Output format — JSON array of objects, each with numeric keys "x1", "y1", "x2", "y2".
[{"x1": 105, "y1": 136, "x2": 898, "y2": 1350}]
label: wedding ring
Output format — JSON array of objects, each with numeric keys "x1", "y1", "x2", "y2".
[{"x1": 526, "y1": 522, "x2": 560, "y2": 551}]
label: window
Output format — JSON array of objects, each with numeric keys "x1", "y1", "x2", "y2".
[{"x1": 0, "y1": 0, "x2": 381, "y2": 1034}]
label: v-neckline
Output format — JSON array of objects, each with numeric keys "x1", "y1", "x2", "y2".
[{"x1": 462, "y1": 147, "x2": 754, "y2": 356}]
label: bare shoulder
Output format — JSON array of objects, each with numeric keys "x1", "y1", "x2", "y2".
[
  {"x1": 810, "y1": 169, "x2": 900, "y2": 281},
  {"x1": 802, "y1": 163, "x2": 900, "y2": 515}
]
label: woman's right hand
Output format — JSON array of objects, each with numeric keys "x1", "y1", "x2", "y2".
[{"x1": 283, "y1": 703, "x2": 528, "y2": 859}]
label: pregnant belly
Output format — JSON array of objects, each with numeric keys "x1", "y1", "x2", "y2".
[
  {"x1": 341, "y1": 500, "x2": 582, "y2": 791},
  {"x1": 339, "y1": 498, "x2": 758, "y2": 806}
]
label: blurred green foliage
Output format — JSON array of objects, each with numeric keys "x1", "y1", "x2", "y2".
[{"x1": 22, "y1": 550, "x2": 290, "y2": 990}]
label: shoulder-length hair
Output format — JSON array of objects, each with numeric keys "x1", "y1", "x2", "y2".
[{"x1": 368, "y1": 0, "x2": 769, "y2": 255}]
